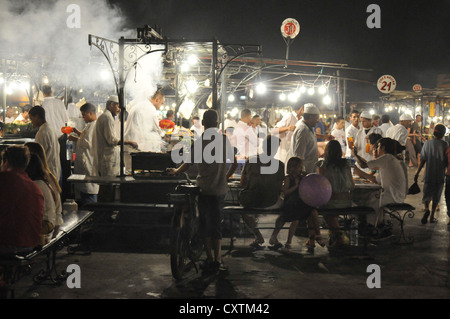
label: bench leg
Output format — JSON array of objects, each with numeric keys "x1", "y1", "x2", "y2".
[
  {"x1": 384, "y1": 209, "x2": 415, "y2": 244},
  {"x1": 33, "y1": 249, "x2": 68, "y2": 285}
]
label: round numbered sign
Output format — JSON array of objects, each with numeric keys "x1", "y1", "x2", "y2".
[
  {"x1": 281, "y1": 18, "x2": 300, "y2": 39},
  {"x1": 377, "y1": 75, "x2": 396, "y2": 94},
  {"x1": 413, "y1": 84, "x2": 422, "y2": 92}
]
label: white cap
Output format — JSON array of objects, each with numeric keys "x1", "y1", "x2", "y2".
[
  {"x1": 399, "y1": 113, "x2": 414, "y2": 121},
  {"x1": 360, "y1": 110, "x2": 372, "y2": 119},
  {"x1": 303, "y1": 103, "x2": 320, "y2": 115},
  {"x1": 107, "y1": 95, "x2": 119, "y2": 103}
]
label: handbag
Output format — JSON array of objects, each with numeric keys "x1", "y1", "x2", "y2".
[{"x1": 408, "y1": 182, "x2": 420, "y2": 195}]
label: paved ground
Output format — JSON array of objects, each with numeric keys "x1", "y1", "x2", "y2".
[{"x1": 10, "y1": 168, "x2": 450, "y2": 301}]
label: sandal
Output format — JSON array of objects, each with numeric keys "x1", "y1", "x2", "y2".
[
  {"x1": 269, "y1": 242, "x2": 283, "y2": 250},
  {"x1": 430, "y1": 218, "x2": 438, "y2": 223},
  {"x1": 249, "y1": 240, "x2": 264, "y2": 250},
  {"x1": 421, "y1": 210, "x2": 430, "y2": 225}
]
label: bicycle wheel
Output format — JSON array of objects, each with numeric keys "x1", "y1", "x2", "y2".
[{"x1": 170, "y1": 209, "x2": 204, "y2": 280}]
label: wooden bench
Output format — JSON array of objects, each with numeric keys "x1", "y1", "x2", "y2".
[
  {"x1": 222, "y1": 205, "x2": 376, "y2": 254},
  {"x1": 0, "y1": 210, "x2": 94, "y2": 299}
]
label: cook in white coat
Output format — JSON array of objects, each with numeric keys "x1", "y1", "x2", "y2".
[
  {"x1": 41, "y1": 85, "x2": 69, "y2": 138},
  {"x1": 272, "y1": 104, "x2": 303, "y2": 164},
  {"x1": 68, "y1": 102, "x2": 99, "y2": 206},
  {"x1": 92, "y1": 96, "x2": 138, "y2": 201},
  {"x1": 29, "y1": 105, "x2": 61, "y2": 182},
  {"x1": 124, "y1": 90, "x2": 165, "y2": 153}
]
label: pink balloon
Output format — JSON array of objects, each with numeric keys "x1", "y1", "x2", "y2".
[{"x1": 298, "y1": 173, "x2": 332, "y2": 207}]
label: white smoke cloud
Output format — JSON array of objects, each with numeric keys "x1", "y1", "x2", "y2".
[{"x1": 0, "y1": 0, "x2": 164, "y2": 101}]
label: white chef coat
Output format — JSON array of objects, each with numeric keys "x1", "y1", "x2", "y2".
[
  {"x1": 233, "y1": 120, "x2": 258, "y2": 158},
  {"x1": 74, "y1": 121, "x2": 99, "y2": 194},
  {"x1": 92, "y1": 110, "x2": 120, "y2": 177},
  {"x1": 272, "y1": 111, "x2": 298, "y2": 164},
  {"x1": 386, "y1": 124, "x2": 408, "y2": 146},
  {"x1": 41, "y1": 97, "x2": 69, "y2": 137},
  {"x1": 124, "y1": 99, "x2": 163, "y2": 152},
  {"x1": 290, "y1": 119, "x2": 318, "y2": 174},
  {"x1": 331, "y1": 128, "x2": 346, "y2": 154},
  {"x1": 67, "y1": 103, "x2": 81, "y2": 119},
  {"x1": 35, "y1": 122, "x2": 61, "y2": 182},
  {"x1": 379, "y1": 122, "x2": 394, "y2": 137}
]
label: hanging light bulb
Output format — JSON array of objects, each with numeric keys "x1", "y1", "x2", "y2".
[
  {"x1": 307, "y1": 87, "x2": 315, "y2": 95},
  {"x1": 279, "y1": 92, "x2": 286, "y2": 101},
  {"x1": 256, "y1": 83, "x2": 266, "y2": 94},
  {"x1": 318, "y1": 85, "x2": 327, "y2": 95}
]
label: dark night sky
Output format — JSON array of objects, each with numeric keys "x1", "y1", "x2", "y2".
[{"x1": 110, "y1": 0, "x2": 450, "y2": 100}]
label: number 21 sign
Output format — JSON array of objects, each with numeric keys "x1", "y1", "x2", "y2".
[{"x1": 377, "y1": 75, "x2": 396, "y2": 94}]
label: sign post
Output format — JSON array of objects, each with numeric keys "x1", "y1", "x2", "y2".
[{"x1": 281, "y1": 18, "x2": 300, "y2": 68}]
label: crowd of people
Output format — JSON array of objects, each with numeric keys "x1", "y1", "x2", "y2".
[{"x1": 2, "y1": 88, "x2": 450, "y2": 276}]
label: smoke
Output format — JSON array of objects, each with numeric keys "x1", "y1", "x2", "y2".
[{"x1": 0, "y1": 0, "x2": 164, "y2": 101}]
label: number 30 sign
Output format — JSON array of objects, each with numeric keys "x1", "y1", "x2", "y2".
[{"x1": 377, "y1": 75, "x2": 396, "y2": 94}]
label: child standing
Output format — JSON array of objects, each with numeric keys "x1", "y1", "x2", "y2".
[{"x1": 269, "y1": 156, "x2": 324, "y2": 252}]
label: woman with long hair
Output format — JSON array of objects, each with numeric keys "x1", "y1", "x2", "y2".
[
  {"x1": 25, "y1": 142, "x2": 63, "y2": 228},
  {"x1": 317, "y1": 140, "x2": 354, "y2": 246},
  {"x1": 25, "y1": 153, "x2": 58, "y2": 244}
]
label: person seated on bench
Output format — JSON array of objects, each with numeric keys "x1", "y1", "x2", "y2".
[
  {"x1": 0, "y1": 146, "x2": 44, "y2": 254},
  {"x1": 317, "y1": 140, "x2": 354, "y2": 246},
  {"x1": 239, "y1": 135, "x2": 285, "y2": 249},
  {"x1": 25, "y1": 142, "x2": 63, "y2": 236},
  {"x1": 353, "y1": 138, "x2": 407, "y2": 235},
  {"x1": 269, "y1": 156, "x2": 323, "y2": 252},
  {"x1": 25, "y1": 153, "x2": 60, "y2": 245}
]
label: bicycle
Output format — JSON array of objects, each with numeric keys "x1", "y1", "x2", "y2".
[{"x1": 168, "y1": 177, "x2": 203, "y2": 281}]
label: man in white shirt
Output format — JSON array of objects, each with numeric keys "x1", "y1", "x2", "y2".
[
  {"x1": 272, "y1": 104, "x2": 303, "y2": 164},
  {"x1": 124, "y1": 90, "x2": 165, "y2": 153},
  {"x1": 233, "y1": 109, "x2": 258, "y2": 158},
  {"x1": 386, "y1": 113, "x2": 416, "y2": 167},
  {"x1": 353, "y1": 111, "x2": 383, "y2": 171},
  {"x1": 28, "y1": 105, "x2": 61, "y2": 182},
  {"x1": 331, "y1": 116, "x2": 346, "y2": 156},
  {"x1": 345, "y1": 110, "x2": 361, "y2": 158},
  {"x1": 92, "y1": 96, "x2": 137, "y2": 201},
  {"x1": 4, "y1": 107, "x2": 16, "y2": 124},
  {"x1": 386, "y1": 113, "x2": 413, "y2": 146},
  {"x1": 379, "y1": 114, "x2": 393, "y2": 136},
  {"x1": 68, "y1": 102, "x2": 99, "y2": 206},
  {"x1": 291, "y1": 104, "x2": 321, "y2": 174},
  {"x1": 41, "y1": 85, "x2": 69, "y2": 138}
]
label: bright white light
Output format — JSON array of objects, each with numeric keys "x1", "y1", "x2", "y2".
[
  {"x1": 0, "y1": 77, "x2": 4, "y2": 85},
  {"x1": 307, "y1": 87, "x2": 315, "y2": 95},
  {"x1": 79, "y1": 89, "x2": 83, "y2": 93},
  {"x1": 299, "y1": 85, "x2": 306, "y2": 93},
  {"x1": 369, "y1": 109, "x2": 375, "y2": 115},
  {"x1": 323, "y1": 95, "x2": 331, "y2": 105},
  {"x1": 279, "y1": 92, "x2": 286, "y2": 101},
  {"x1": 204, "y1": 78, "x2": 210, "y2": 87},
  {"x1": 228, "y1": 94, "x2": 235, "y2": 102},
  {"x1": 187, "y1": 55, "x2": 197, "y2": 65},
  {"x1": 100, "y1": 69, "x2": 110, "y2": 80},
  {"x1": 256, "y1": 83, "x2": 266, "y2": 94},
  {"x1": 20, "y1": 81, "x2": 30, "y2": 91},
  {"x1": 318, "y1": 85, "x2": 327, "y2": 95},
  {"x1": 42, "y1": 76, "x2": 49, "y2": 84},
  {"x1": 288, "y1": 92, "x2": 298, "y2": 102},
  {"x1": 231, "y1": 107, "x2": 239, "y2": 117},
  {"x1": 180, "y1": 63, "x2": 189, "y2": 73},
  {"x1": 416, "y1": 107, "x2": 421, "y2": 112},
  {"x1": 5, "y1": 86, "x2": 13, "y2": 95},
  {"x1": 185, "y1": 79, "x2": 198, "y2": 93}
]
